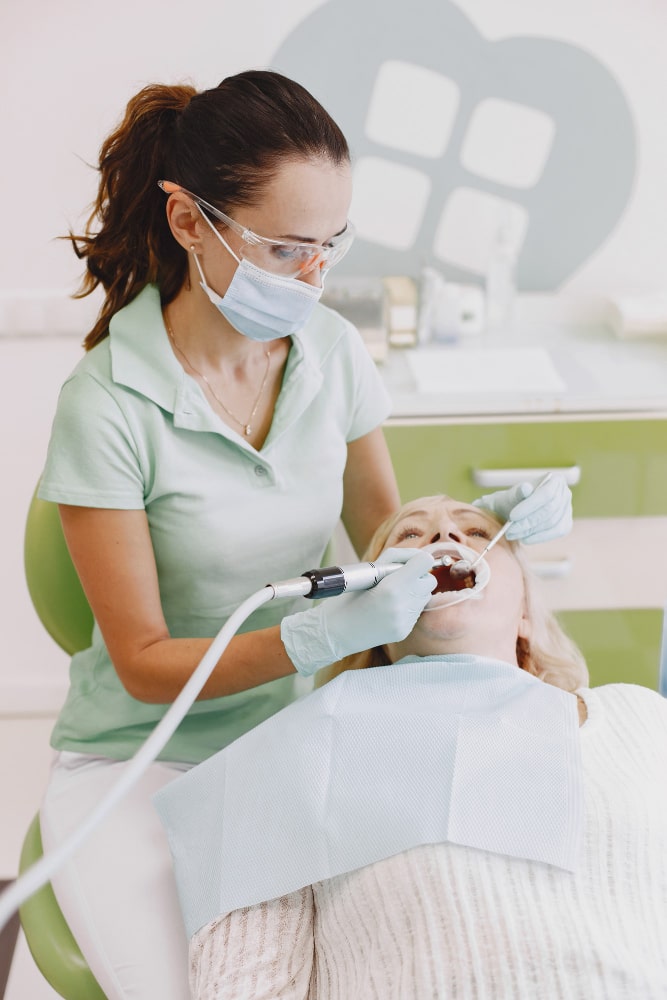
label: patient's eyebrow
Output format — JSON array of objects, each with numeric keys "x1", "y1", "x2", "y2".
[
  {"x1": 391, "y1": 506, "x2": 499, "y2": 532},
  {"x1": 396, "y1": 509, "x2": 429, "y2": 520},
  {"x1": 450, "y1": 507, "x2": 500, "y2": 529}
]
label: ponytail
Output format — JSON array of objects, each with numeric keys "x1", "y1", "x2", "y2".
[
  {"x1": 70, "y1": 71, "x2": 349, "y2": 350},
  {"x1": 70, "y1": 84, "x2": 196, "y2": 349}
]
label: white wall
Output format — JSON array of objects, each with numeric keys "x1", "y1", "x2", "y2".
[
  {"x1": 2, "y1": 0, "x2": 667, "y2": 306},
  {"x1": 1, "y1": 0, "x2": 666, "y2": 712}
]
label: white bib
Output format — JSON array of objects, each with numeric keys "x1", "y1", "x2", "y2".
[{"x1": 154, "y1": 656, "x2": 583, "y2": 938}]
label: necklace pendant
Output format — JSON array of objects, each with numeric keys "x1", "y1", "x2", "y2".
[{"x1": 245, "y1": 425, "x2": 252, "y2": 436}]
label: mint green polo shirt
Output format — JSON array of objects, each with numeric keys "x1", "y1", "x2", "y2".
[{"x1": 38, "y1": 284, "x2": 391, "y2": 763}]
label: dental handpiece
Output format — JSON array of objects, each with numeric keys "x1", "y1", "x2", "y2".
[{"x1": 268, "y1": 554, "x2": 454, "y2": 601}]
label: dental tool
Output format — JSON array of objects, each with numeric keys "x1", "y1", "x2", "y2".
[
  {"x1": 450, "y1": 521, "x2": 512, "y2": 576},
  {"x1": 451, "y1": 472, "x2": 554, "y2": 576},
  {"x1": 272, "y1": 554, "x2": 455, "y2": 601}
]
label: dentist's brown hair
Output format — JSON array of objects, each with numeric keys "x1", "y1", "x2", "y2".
[{"x1": 67, "y1": 70, "x2": 349, "y2": 350}]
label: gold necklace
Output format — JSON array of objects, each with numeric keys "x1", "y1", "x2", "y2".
[{"x1": 166, "y1": 321, "x2": 271, "y2": 437}]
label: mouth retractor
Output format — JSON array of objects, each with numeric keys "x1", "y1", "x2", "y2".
[{"x1": 421, "y1": 541, "x2": 491, "y2": 610}]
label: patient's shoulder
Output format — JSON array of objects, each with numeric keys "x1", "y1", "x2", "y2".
[{"x1": 579, "y1": 683, "x2": 667, "y2": 736}]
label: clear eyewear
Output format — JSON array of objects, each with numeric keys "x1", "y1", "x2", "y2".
[{"x1": 158, "y1": 179, "x2": 355, "y2": 279}]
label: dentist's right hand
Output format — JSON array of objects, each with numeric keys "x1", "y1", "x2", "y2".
[{"x1": 281, "y1": 548, "x2": 437, "y2": 677}]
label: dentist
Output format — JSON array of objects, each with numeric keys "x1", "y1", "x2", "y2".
[{"x1": 37, "y1": 69, "x2": 572, "y2": 999}]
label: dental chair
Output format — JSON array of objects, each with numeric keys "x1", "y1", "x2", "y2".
[{"x1": 18, "y1": 491, "x2": 105, "y2": 999}]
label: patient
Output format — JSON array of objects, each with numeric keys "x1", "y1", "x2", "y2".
[{"x1": 156, "y1": 496, "x2": 667, "y2": 1000}]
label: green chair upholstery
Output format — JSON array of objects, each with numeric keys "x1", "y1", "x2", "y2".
[
  {"x1": 24, "y1": 493, "x2": 93, "y2": 656},
  {"x1": 19, "y1": 816, "x2": 105, "y2": 1000},
  {"x1": 20, "y1": 492, "x2": 105, "y2": 999}
]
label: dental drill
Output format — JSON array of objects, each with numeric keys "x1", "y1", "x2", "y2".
[{"x1": 0, "y1": 550, "x2": 486, "y2": 932}]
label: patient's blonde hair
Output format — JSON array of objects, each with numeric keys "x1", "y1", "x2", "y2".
[{"x1": 318, "y1": 495, "x2": 588, "y2": 692}]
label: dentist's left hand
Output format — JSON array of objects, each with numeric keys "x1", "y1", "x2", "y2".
[
  {"x1": 473, "y1": 473, "x2": 572, "y2": 545},
  {"x1": 281, "y1": 548, "x2": 437, "y2": 676}
]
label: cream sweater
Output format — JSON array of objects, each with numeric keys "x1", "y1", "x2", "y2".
[{"x1": 190, "y1": 684, "x2": 667, "y2": 999}]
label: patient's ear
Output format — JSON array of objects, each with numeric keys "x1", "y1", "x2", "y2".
[{"x1": 517, "y1": 601, "x2": 531, "y2": 641}]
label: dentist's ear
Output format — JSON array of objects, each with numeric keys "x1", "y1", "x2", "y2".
[{"x1": 166, "y1": 193, "x2": 204, "y2": 251}]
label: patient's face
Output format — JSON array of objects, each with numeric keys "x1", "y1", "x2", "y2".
[{"x1": 382, "y1": 497, "x2": 528, "y2": 663}]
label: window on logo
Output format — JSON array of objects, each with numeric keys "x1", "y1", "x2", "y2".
[
  {"x1": 461, "y1": 99, "x2": 556, "y2": 189},
  {"x1": 364, "y1": 59, "x2": 460, "y2": 158},
  {"x1": 433, "y1": 190, "x2": 528, "y2": 275},
  {"x1": 351, "y1": 158, "x2": 432, "y2": 250}
]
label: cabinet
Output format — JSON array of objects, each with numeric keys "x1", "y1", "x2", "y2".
[{"x1": 379, "y1": 317, "x2": 667, "y2": 692}]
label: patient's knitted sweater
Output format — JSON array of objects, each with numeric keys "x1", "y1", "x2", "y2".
[{"x1": 190, "y1": 683, "x2": 667, "y2": 999}]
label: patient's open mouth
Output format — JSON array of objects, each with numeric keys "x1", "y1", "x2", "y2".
[
  {"x1": 420, "y1": 542, "x2": 489, "y2": 611},
  {"x1": 431, "y1": 561, "x2": 476, "y2": 593}
]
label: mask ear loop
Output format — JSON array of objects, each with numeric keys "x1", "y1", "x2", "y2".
[
  {"x1": 191, "y1": 246, "x2": 209, "y2": 291},
  {"x1": 190, "y1": 208, "x2": 242, "y2": 298}
]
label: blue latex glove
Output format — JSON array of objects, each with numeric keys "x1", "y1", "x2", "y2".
[
  {"x1": 281, "y1": 547, "x2": 437, "y2": 676},
  {"x1": 473, "y1": 474, "x2": 573, "y2": 544}
]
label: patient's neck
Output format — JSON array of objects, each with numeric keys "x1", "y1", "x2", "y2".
[{"x1": 386, "y1": 635, "x2": 520, "y2": 669}]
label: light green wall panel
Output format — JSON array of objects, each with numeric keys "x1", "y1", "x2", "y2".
[
  {"x1": 557, "y1": 609, "x2": 662, "y2": 690},
  {"x1": 384, "y1": 419, "x2": 667, "y2": 516}
]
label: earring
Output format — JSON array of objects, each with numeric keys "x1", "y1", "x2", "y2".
[{"x1": 185, "y1": 246, "x2": 196, "y2": 291}]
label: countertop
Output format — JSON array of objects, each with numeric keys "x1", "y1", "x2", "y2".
[{"x1": 379, "y1": 319, "x2": 667, "y2": 421}]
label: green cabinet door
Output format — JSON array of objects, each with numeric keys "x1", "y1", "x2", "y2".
[{"x1": 384, "y1": 419, "x2": 667, "y2": 516}]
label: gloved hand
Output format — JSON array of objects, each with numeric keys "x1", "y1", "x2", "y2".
[
  {"x1": 281, "y1": 547, "x2": 437, "y2": 676},
  {"x1": 473, "y1": 474, "x2": 572, "y2": 544}
]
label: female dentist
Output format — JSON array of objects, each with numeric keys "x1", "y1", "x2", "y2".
[{"x1": 37, "y1": 69, "x2": 572, "y2": 999}]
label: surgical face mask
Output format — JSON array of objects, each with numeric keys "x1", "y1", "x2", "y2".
[
  {"x1": 193, "y1": 211, "x2": 323, "y2": 342},
  {"x1": 420, "y1": 541, "x2": 491, "y2": 610}
]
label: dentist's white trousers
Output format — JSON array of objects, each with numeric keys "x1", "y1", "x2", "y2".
[{"x1": 40, "y1": 751, "x2": 191, "y2": 1000}]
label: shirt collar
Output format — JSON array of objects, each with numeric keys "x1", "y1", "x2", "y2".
[
  {"x1": 107, "y1": 284, "x2": 335, "y2": 441},
  {"x1": 108, "y1": 284, "x2": 183, "y2": 412}
]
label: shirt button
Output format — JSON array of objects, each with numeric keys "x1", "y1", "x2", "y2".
[{"x1": 254, "y1": 465, "x2": 268, "y2": 477}]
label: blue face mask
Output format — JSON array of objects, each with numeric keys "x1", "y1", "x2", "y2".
[{"x1": 192, "y1": 215, "x2": 323, "y2": 342}]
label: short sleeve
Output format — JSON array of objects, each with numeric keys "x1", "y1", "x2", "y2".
[
  {"x1": 341, "y1": 319, "x2": 392, "y2": 442},
  {"x1": 38, "y1": 372, "x2": 145, "y2": 509}
]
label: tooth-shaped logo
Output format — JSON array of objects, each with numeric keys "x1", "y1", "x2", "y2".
[{"x1": 274, "y1": 0, "x2": 636, "y2": 290}]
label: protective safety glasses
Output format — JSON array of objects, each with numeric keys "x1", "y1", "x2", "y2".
[{"x1": 158, "y1": 180, "x2": 355, "y2": 279}]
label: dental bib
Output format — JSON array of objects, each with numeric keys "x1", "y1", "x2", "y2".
[{"x1": 154, "y1": 657, "x2": 583, "y2": 938}]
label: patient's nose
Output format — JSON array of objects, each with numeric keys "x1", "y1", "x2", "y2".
[{"x1": 439, "y1": 519, "x2": 464, "y2": 543}]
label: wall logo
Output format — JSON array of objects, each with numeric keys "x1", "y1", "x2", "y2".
[{"x1": 273, "y1": 0, "x2": 636, "y2": 289}]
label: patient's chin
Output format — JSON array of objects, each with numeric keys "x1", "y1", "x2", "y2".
[{"x1": 386, "y1": 602, "x2": 476, "y2": 661}]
